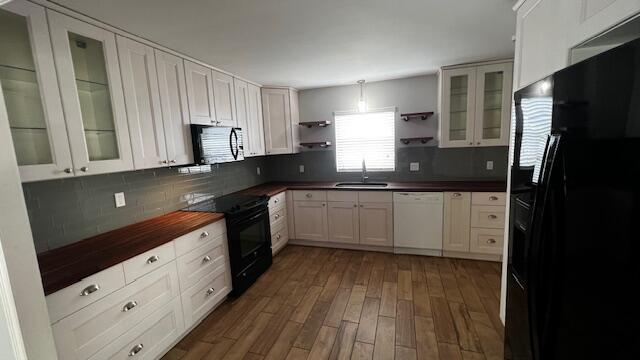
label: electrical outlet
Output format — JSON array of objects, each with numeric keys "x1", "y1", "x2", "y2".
[
  {"x1": 114, "y1": 192, "x2": 126, "y2": 208},
  {"x1": 486, "y1": 161, "x2": 494, "y2": 170},
  {"x1": 410, "y1": 162, "x2": 420, "y2": 172},
  {"x1": 299, "y1": 165, "x2": 305, "y2": 173},
  {"x1": 256, "y1": 166, "x2": 261, "y2": 175}
]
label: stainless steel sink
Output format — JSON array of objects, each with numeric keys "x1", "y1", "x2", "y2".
[{"x1": 334, "y1": 182, "x2": 388, "y2": 188}]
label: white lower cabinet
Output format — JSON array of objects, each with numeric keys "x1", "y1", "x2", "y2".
[
  {"x1": 88, "y1": 297, "x2": 184, "y2": 360},
  {"x1": 293, "y1": 200, "x2": 328, "y2": 242},
  {"x1": 443, "y1": 191, "x2": 506, "y2": 260},
  {"x1": 292, "y1": 190, "x2": 393, "y2": 248},
  {"x1": 52, "y1": 262, "x2": 180, "y2": 360},
  {"x1": 48, "y1": 220, "x2": 231, "y2": 360},
  {"x1": 268, "y1": 191, "x2": 289, "y2": 255}
]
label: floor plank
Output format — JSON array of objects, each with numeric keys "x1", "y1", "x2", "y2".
[
  {"x1": 329, "y1": 321, "x2": 358, "y2": 360},
  {"x1": 223, "y1": 312, "x2": 273, "y2": 359},
  {"x1": 264, "y1": 321, "x2": 303, "y2": 360},
  {"x1": 395, "y1": 300, "x2": 416, "y2": 348},
  {"x1": 398, "y1": 270, "x2": 413, "y2": 301},
  {"x1": 294, "y1": 300, "x2": 332, "y2": 350},
  {"x1": 343, "y1": 285, "x2": 367, "y2": 323},
  {"x1": 366, "y1": 268, "x2": 384, "y2": 298},
  {"x1": 355, "y1": 297, "x2": 380, "y2": 344},
  {"x1": 379, "y1": 282, "x2": 398, "y2": 317},
  {"x1": 351, "y1": 342, "x2": 374, "y2": 360},
  {"x1": 308, "y1": 325, "x2": 339, "y2": 360},
  {"x1": 395, "y1": 346, "x2": 418, "y2": 360},
  {"x1": 324, "y1": 287, "x2": 352, "y2": 327},
  {"x1": 291, "y1": 286, "x2": 323, "y2": 323},
  {"x1": 431, "y1": 296, "x2": 458, "y2": 344},
  {"x1": 372, "y1": 316, "x2": 396, "y2": 360},
  {"x1": 285, "y1": 347, "x2": 310, "y2": 360},
  {"x1": 414, "y1": 316, "x2": 439, "y2": 360}
]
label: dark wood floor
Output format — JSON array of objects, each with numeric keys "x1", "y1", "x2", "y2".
[{"x1": 163, "y1": 245, "x2": 504, "y2": 360}]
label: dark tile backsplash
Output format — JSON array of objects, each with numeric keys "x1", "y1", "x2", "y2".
[
  {"x1": 23, "y1": 146, "x2": 507, "y2": 253},
  {"x1": 23, "y1": 157, "x2": 269, "y2": 253},
  {"x1": 266, "y1": 146, "x2": 508, "y2": 182}
]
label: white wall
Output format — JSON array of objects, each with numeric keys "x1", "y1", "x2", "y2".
[{"x1": 298, "y1": 75, "x2": 439, "y2": 146}]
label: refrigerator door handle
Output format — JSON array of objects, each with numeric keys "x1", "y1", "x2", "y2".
[{"x1": 527, "y1": 134, "x2": 562, "y2": 360}]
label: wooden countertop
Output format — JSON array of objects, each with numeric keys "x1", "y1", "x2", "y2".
[
  {"x1": 240, "y1": 180, "x2": 507, "y2": 197},
  {"x1": 37, "y1": 211, "x2": 224, "y2": 295}
]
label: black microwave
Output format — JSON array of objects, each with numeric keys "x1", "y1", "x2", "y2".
[{"x1": 191, "y1": 125, "x2": 244, "y2": 164}]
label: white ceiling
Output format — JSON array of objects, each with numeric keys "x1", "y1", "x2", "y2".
[{"x1": 50, "y1": 0, "x2": 517, "y2": 89}]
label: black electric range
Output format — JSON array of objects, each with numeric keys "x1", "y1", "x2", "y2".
[{"x1": 183, "y1": 194, "x2": 272, "y2": 296}]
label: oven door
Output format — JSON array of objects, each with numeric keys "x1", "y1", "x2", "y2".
[{"x1": 226, "y1": 207, "x2": 272, "y2": 295}]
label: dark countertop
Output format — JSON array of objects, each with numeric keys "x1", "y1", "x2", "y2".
[
  {"x1": 240, "y1": 180, "x2": 507, "y2": 197},
  {"x1": 38, "y1": 211, "x2": 224, "y2": 295}
]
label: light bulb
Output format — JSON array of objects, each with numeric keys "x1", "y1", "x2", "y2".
[{"x1": 358, "y1": 99, "x2": 367, "y2": 113}]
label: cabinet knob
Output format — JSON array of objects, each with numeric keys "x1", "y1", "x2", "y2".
[
  {"x1": 469, "y1": 142, "x2": 473, "y2": 145},
  {"x1": 360, "y1": 204, "x2": 363, "y2": 208},
  {"x1": 80, "y1": 166, "x2": 89, "y2": 172},
  {"x1": 202, "y1": 255, "x2": 212, "y2": 263},
  {"x1": 477, "y1": 142, "x2": 481, "y2": 145},
  {"x1": 486, "y1": 238, "x2": 496, "y2": 244},
  {"x1": 488, "y1": 214, "x2": 498, "y2": 220},
  {"x1": 146, "y1": 255, "x2": 159, "y2": 264},
  {"x1": 80, "y1": 284, "x2": 100, "y2": 296},
  {"x1": 322, "y1": 203, "x2": 326, "y2": 207},
  {"x1": 128, "y1": 344, "x2": 143, "y2": 357},
  {"x1": 274, "y1": 199, "x2": 279, "y2": 203},
  {"x1": 489, "y1": 196, "x2": 498, "y2": 201},
  {"x1": 452, "y1": 192, "x2": 462, "y2": 198},
  {"x1": 205, "y1": 287, "x2": 215, "y2": 296},
  {"x1": 63, "y1": 168, "x2": 72, "y2": 174},
  {"x1": 201, "y1": 231, "x2": 209, "y2": 238},
  {"x1": 122, "y1": 300, "x2": 138, "y2": 312},
  {"x1": 161, "y1": 160, "x2": 168, "y2": 164},
  {"x1": 275, "y1": 214, "x2": 280, "y2": 219},
  {"x1": 276, "y1": 234, "x2": 281, "y2": 240},
  {"x1": 305, "y1": 193, "x2": 312, "y2": 198},
  {"x1": 353, "y1": 204, "x2": 357, "y2": 208},
  {"x1": 170, "y1": 160, "x2": 176, "y2": 164}
]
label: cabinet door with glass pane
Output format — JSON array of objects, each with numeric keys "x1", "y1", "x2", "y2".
[
  {"x1": 0, "y1": 1, "x2": 73, "y2": 182},
  {"x1": 48, "y1": 11, "x2": 133, "y2": 176},
  {"x1": 440, "y1": 67, "x2": 476, "y2": 147},
  {"x1": 474, "y1": 62, "x2": 513, "y2": 146}
]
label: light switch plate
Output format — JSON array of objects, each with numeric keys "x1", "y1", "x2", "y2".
[
  {"x1": 114, "y1": 192, "x2": 126, "y2": 208},
  {"x1": 410, "y1": 162, "x2": 420, "y2": 172},
  {"x1": 486, "y1": 161, "x2": 494, "y2": 170},
  {"x1": 256, "y1": 166, "x2": 261, "y2": 175},
  {"x1": 299, "y1": 165, "x2": 305, "y2": 173}
]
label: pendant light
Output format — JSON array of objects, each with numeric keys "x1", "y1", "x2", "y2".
[{"x1": 357, "y1": 79, "x2": 367, "y2": 112}]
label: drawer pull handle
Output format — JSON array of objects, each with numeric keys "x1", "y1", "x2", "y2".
[
  {"x1": 276, "y1": 234, "x2": 281, "y2": 240},
  {"x1": 489, "y1": 196, "x2": 499, "y2": 201},
  {"x1": 488, "y1": 214, "x2": 498, "y2": 220},
  {"x1": 452, "y1": 192, "x2": 462, "y2": 197},
  {"x1": 274, "y1": 199, "x2": 279, "y2": 203},
  {"x1": 275, "y1": 214, "x2": 280, "y2": 219},
  {"x1": 122, "y1": 301, "x2": 138, "y2": 312},
  {"x1": 306, "y1": 193, "x2": 312, "y2": 198},
  {"x1": 80, "y1": 284, "x2": 100, "y2": 296},
  {"x1": 146, "y1": 255, "x2": 159, "y2": 264},
  {"x1": 486, "y1": 238, "x2": 497, "y2": 244},
  {"x1": 128, "y1": 344, "x2": 143, "y2": 356},
  {"x1": 206, "y1": 287, "x2": 215, "y2": 296},
  {"x1": 202, "y1": 255, "x2": 212, "y2": 263},
  {"x1": 201, "y1": 231, "x2": 209, "y2": 238}
]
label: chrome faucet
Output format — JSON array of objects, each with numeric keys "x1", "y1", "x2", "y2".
[{"x1": 361, "y1": 159, "x2": 369, "y2": 183}]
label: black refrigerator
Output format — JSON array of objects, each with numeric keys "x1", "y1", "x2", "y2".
[{"x1": 505, "y1": 38, "x2": 640, "y2": 359}]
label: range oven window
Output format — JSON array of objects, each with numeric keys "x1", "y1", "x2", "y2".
[{"x1": 239, "y1": 217, "x2": 268, "y2": 258}]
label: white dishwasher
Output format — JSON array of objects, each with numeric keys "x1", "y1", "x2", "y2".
[{"x1": 393, "y1": 192, "x2": 444, "y2": 255}]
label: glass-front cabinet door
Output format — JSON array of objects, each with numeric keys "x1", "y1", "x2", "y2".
[
  {"x1": 440, "y1": 67, "x2": 476, "y2": 147},
  {"x1": 474, "y1": 62, "x2": 513, "y2": 146},
  {"x1": 0, "y1": 1, "x2": 73, "y2": 182},
  {"x1": 48, "y1": 11, "x2": 133, "y2": 176}
]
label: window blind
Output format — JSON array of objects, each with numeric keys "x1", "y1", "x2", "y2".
[{"x1": 334, "y1": 110, "x2": 395, "y2": 172}]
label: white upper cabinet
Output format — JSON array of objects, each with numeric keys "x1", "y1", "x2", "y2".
[
  {"x1": 184, "y1": 60, "x2": 216, "y2": 126},
  {"x1": 116, "y1": 36, "x2": 167, "y2": 169},
  {"x1": 0, "y1": 1, "x2": 73, "y2": 182},
  {"x1": 212, "y1": 70, "x2": 236, "y2": 127},
  {"x1": 248, "y1": 83, "x2": 265, "y2": 156},
  {"x1": 155, "y1": 50, "x2": 193, "y2": 166},
  {"x1": 439, "y1": 60, "x2": 512, "y2": 148},
  {"x1": 262, "y1": 87, "x2": 300, "y2": 155},
  {"x1": 235, "y1": 79, "x2": 265, "y2": 157},
  {"x1": 49, "y1": 11, "x2": 133, "y2": 176}
]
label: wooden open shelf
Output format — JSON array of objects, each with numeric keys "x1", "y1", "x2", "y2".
[
  {"x1": 401, "y1": 112, "x2": 434, "y2": 121},
  {"x1": 300, "y1": 141, "x2": 332, "y2": 148},
  {"x1": 400, "y1": 137, "x2": 434, "y2": 145},
  {"x1": 299, "y1": 120, "x2": 332, "y2": 128}
]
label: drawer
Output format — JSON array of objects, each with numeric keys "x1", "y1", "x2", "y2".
[
  {"x1": 472, "y1": 192, "x2": 507, "y2": 206},
  {"x1": 272, "y1": 230, "x2": 289, "y2": 255},
  {"x1": 358, "y1": 191, "x2": 392, "y2": 203},
  {"x1": 181, "y1": 262, "x2": 230, "y2": 329},
  {"x1": 471, "y1": 205, "x2": 506, "y2": 229},
  {"x1": 52, "y1": 262, "x2": 179, "y2": 360},
  {"x1": 268, "y1": 191, "x2": 286, "y2": 210},
  {"x1": 87, "y1": 297, "x2": 183, "y2": 360},
  {"x1": 269, "y1": 207, "x2": 286, "y2": 225},
  {"x1": 177, "y1": 235, "x2": 226, "y2": 292},
  {"x1": 293, "y1": 190, "x2": 327, "y2": 201},
  {"x1": 47, "y1": 264, "x2": 125, "y2": 324},
  {"x1": 470, "y1": 228, "x2": 504, "y2": 255},
  {"x1": 327, "y1": 190, "x2": 358, "y2": 202},
  {"x1": 174, "y1": 220, "x2": 226, "y2": 257},
  {"x1": 122, "y1": 242, "x2": 176, "y2": 284}
]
